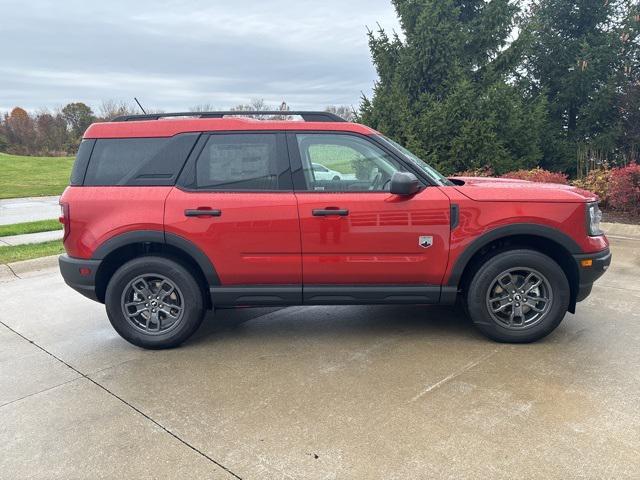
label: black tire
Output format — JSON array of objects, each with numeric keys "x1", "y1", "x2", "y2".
[
  {"x1": 332, "y1": 175, "x2": 340, "y2": 181},
  {"x1": 105, "y1": 256, "x2": 205, "y2": 349},
  {"x1": 465, "y1": 249, "x2": 570, "y2": 343}
]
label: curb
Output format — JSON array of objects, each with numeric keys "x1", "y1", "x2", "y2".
[{"x1": 0, "y1": 255, "x2": 59, "y2": 282}]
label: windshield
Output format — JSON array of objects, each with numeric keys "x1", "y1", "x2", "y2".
[{"x1": 376, "y1": 135, "x2": 452, "y2": 186}]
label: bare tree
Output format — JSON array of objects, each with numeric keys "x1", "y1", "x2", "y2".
[
  {"x1": 99, "y1": 99, "x2": 137, "y2": 121},
  {"x1": 325, "y1": 105, "x2": 357, "y2": 122},
  {"x1": 189, "y1": 103, "x2": 217, "y2": 112}
]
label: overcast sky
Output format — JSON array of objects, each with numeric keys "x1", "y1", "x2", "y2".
[{"x1": 1, "y1": 0, "x2": 400, "y2": 114}]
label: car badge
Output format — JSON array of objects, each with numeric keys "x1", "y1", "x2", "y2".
[{"x1": 419, "y1": 235, "x2": 433, "y2": 248}]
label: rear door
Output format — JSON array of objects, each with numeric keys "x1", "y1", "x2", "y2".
[{"x1": 164, "y1": 132, "x2": 302, "y2": 300}]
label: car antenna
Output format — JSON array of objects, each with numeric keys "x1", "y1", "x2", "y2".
[{"x1": 134, "y1": 97, "x2": 147, "y2": 114}]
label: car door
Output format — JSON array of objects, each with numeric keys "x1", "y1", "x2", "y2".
[
  {"x1": 164, "y1": 132, "x2": 302, "y2": 303},
  {"x1": 288, "y1": 132, "x2": 451, "y2": 302}
]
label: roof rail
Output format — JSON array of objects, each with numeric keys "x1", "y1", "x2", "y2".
[{"x1": 111, "y1": 111, "x2": 347, "y2": 122}]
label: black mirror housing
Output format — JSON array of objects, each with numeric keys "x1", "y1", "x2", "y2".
[{"x1": 390, "y1": 172, "x2": 420, "y2": 195}]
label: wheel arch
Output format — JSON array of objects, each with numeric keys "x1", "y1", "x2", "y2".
[
  {"x1": 92, "y1": 230, "x2": 219, "y2": 307},
  {"x1": 450, "y1": 224, "x2": 581, "y2": 313}
]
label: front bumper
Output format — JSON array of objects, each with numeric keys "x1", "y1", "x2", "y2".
[
  {"x1": 573, "y1": 247, "x2": 611, "y2": 302},
  {"x1": 58, "y1": 254, "x2": 102, "y2": 302}
]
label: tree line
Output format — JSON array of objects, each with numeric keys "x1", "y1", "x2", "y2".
[
  {"x1": 0, "y1": 99, "x2": 355, "y2": 157},
  {"x1": 360, "y1": 0, "x2": 640, "y2": 177}
]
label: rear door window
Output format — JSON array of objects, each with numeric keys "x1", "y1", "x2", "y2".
[
  {"x1": 192, "y1": 133, "x2": 289, "y2": 191},
  {"x1": 83, "y1": 134, "x2": 198, "y2": 186}
]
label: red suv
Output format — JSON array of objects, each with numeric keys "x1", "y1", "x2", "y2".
[{"x1": 59, "y1": 111, "x2": 611, "y2": 348}]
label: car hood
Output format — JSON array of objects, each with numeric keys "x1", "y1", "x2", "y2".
[{"x1": 449, "y1": 176, "x2": 597, "y2": 203}]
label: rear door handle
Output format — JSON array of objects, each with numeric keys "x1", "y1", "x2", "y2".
[
  {"x1": 312, "y1": 209, "x2": 349, "y2": 217},
  {"x1": 184, "y1": 209, "x2": 222, "y2": 217}
]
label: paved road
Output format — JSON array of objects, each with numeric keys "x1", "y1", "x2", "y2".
[
  {"x1": 0, "y1": 196, "x2": 60, "y2": 225},
  {"x1": 1, "y1": 238, "x2": 639, "y2": 479}
]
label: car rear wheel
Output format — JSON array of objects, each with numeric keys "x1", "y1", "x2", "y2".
[
  {"x1": 105, "y1": 256, "x2": 205, "y2": 349},
  {"x1": 465, "y1": 249, "x2": 570, "y2": 343}
]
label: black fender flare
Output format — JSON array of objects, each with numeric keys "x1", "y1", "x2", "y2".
[
  {"x1": 92, "y1": 229, "x2": 220, "y2": 285},
  {"x1": 447, "y1": 223, "x2": 582, "y2": 287}
]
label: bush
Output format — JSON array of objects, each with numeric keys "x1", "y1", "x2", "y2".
[
  {"x1": 571, "y1": 168, "x2": 612, "y2": 205},
  {"x1": 501, "y1": 167, "x2": 568, "y2": 184},
  {"x1": 608, "y1": 163, "x2": 640, "y2": 215},
  {"x1": 453, "y1": 166, "x2": 495, "y2": 177}
]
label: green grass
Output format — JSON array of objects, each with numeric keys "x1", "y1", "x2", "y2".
[
  {"x1": 309, "y1": 145, "x2": 359, "y2": 174},
  {"x1": 0, "y1": 219, "x2": 62, "y2": 237},
  {"x1": 0, "y1": 240, "x2": 64, "y2": 264},
  {"x1": 0, "y1": 152, "x2": 74, "y2": 199}
]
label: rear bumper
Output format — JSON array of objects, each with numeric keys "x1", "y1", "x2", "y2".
[
  {"x1": 573, "y1": 247, "x2": 611, "y2": 302},
  {"x1": 58, "y1": 254, "x2": 102, "y2": 303}
]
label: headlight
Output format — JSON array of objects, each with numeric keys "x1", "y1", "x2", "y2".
[{"x1": 586, "y1": 202, "x2": 603, "y2": 236}]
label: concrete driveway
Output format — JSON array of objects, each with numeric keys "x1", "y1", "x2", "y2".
[{"x1": 1, "y1": 238, "x2": 639, "y2": 479}]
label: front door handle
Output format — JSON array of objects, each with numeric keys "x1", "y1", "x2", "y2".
[
  {"x1": 312, "y1": 209, "x2": 349, "y2": 217},
  {"x1": 184, "y1": 209, "x2": 222, "y2": 217}
]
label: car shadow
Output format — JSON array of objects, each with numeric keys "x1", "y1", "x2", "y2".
[{"x1": 188, "y1": 304, "x2": 480, "y2": 346}]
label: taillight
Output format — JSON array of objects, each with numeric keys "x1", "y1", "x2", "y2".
[{"x1": 59, "y1": 203, "x2": 70, "y2": 241}]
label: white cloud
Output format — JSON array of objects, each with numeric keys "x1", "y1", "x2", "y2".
[{"x1": 0, "y1": 0, "x2": 400, "y2": 112}]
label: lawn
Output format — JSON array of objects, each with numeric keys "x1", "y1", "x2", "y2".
[
  {"x1": 0, "y1": 219, "x2": 62, "y2": 237},
  {"x1": 0, "y1": 152, "x2": 74, "y2": 199},
  {"x1": 309, "y1": 145, "x2": 359, "y2": 174},
  {"x1": 0, "y1": 240, "x2": 64, "y2": 264}
]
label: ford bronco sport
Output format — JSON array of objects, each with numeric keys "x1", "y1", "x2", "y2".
[{"x1": 59, "y1": 111, "x2": 611, "y2": 349}]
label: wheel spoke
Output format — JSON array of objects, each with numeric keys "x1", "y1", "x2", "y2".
[
  {"x1": 524, "y1": 279, "x2": 542, "y2": 294},
  {"x1": 528, "y1": 297, "x2": 549, "y2": 312},
  {"x1": 125, "y1": 301, "x2": 148, "y2": 317},
  {"x1": 132, "y1": 278, "x2": 152, "y2": 298},
  {"x1": 159, "y1": 282, "x2": 175, "y2": 301},
  {"x1": 497, "y1": 273, "x2": 517, "y2": 293},
  {"x1": 160, "y1": 304, "x2": 183, "y2": 319}
]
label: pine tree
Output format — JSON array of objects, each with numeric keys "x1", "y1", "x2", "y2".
[
  {"x1": 520, "y1": 0, "x2": 640, "y2": 174},
  {"x1": 360, "y1": 0, "x2": 547, "y2": 175}
]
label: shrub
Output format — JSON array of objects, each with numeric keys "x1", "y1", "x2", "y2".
[
  {"x1": 571, "y1": 168, "x2": 612, "y2": 206},
  {"x1": 608, "y1": 163, "x2": 640, "y2": 215},
  {"x1": 501, "y1": 167, "x2": 568, "y2": 184},
  {"x1": 453, "y1": 166, "x2": 495, "y2": 177}
]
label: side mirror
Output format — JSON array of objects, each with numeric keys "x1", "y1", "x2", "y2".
[{"x1": 390, "y1": 172, "x2": 420, "y2": 195}]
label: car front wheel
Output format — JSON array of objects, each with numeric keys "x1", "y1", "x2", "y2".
[
  {"x1": 105, "y1": 256, "x2": 205, "y2": 349},
  {"x1": 465, "y1": 249, "x2": 570, "y2": 343}
]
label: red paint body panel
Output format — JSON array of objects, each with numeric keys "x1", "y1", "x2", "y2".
[
  {"x1": 295, "y1": 188, "x2": 451, "y2": 284},
  {"x1": 60, "y1": 186, "x2": 171, "y2": 259},
  {"x1": 451, "y1": 177, "x2": 597, "y2": 203},
  {"x1": 84, "y1": 118, "x2": 377, "y2": 139},
  {"x1": 163, "y1": 189, "x2": 302, "y2": 284},
  {"x1": 440, "y1": 187, "x2": 609, "y2": 284}
]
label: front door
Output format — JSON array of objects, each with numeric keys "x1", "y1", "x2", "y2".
[{"x1": 288, "y1": 132, "x2": 451, "y2": 301}]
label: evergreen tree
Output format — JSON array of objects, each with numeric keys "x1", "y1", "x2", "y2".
[
  {"x1": 520, "y1": 0, "x2": 639, "y2": 174},
  {"x1": 361, "y1": 0, "x2": 547, "y2": 175}
]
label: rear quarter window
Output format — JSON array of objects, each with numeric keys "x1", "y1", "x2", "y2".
[
  {"x1": 82, "y1": 134, "x2": 198, "y2": 186},
  {"x1": 69, "y1": 139, "x2": 95, "y2": 185}
]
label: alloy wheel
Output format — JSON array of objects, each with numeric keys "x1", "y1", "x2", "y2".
[{"x1": 485, "y1": 267, "x2": 553, "y2": 330}]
